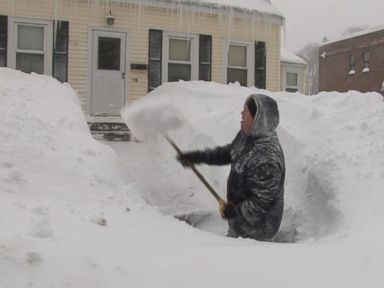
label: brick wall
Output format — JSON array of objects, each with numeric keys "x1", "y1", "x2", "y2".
[{"x1": 319, "y1": 29, "x2": 384, "y2": 93}]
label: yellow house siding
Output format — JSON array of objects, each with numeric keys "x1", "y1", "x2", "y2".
[{"x1": 0, "y1": 0, "x2": 282, "y2": 114}]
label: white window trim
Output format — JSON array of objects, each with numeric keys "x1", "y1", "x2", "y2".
[
  {"x1": 162, "y1": 31, "x2": 199, "y2": 83},
  {"x1": 7, "y1": 17, "x2": 53, "y2": 75},
  {"x1": 223, "y1": 40, "x2": 254, "y2": 87},
  {"x1": 285, "y1": 71, "x2": 299, "y2": 92},
  {"x1": 282, "y1": 65, "x2": 304, "y2": 93}
]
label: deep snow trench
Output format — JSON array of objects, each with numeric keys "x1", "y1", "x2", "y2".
[
  {"x1": 117, "y1": 82, "x2": 365, "y2": 244},
  {"x1": 108, "y1": 123, "x2": 343, "y2": 244}
]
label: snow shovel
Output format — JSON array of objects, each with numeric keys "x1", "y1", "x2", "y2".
[{"x1": 164, "y1": 135, "x2": 227, "y2": 210}]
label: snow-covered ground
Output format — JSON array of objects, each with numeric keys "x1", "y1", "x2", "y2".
[{"x1": 1, "y1": 67, "x2": 384, "y2": 287}]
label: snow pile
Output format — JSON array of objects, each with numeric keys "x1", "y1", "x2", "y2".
[
  {"x1": 122, "y1": 81, "x2": 384, "y2": 243},
  {"x1": 0, "y1": 68, "x2": 156, "y2": 287},
  {"x1": 2, "y1": 68, "x2": 384, "y2": 287}
]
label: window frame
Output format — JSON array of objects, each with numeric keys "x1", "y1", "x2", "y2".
[
  {"x1": 348, "y1": 54, "x2": 356, "y2": 74},
  {"x1": 285, "y1": 71, "x2": 299, "y2": 92},
  {"x1": 224, "y1": 40, "x2": 254, "y2": 87},
  {"x1": 362, "y1": 51, "x2": 370, "y2": 72},
  {"x1": 8, "y1": 17, "x2": 53, "y2": 75},
  {"x1": 162, "y1": 31, "x2": 199, "y2": 83}
]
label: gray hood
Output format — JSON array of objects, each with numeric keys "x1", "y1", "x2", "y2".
[{"x1": 248, "y1": 94, "x2": 280, "y2": 137}]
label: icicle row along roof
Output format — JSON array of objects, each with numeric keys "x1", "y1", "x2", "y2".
[{"x1": 111, "y1": 0, "x2": 283, "y2": 19}]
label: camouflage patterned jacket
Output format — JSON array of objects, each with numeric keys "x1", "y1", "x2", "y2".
[{"x1": 183, "y1": 94, "x2": 285, "y2": 241}]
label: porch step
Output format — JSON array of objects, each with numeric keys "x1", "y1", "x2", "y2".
[{"x1": 88, "y1": 122, "x2": 131, "y2": 141}]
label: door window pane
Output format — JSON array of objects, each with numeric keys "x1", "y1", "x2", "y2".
[
  {"x1": 228, "y1": 45, "x2": 246, "y2": 67},
  {"x1": 98, "y1": 37, "x2": 121, "y2": 70},
  {"x1": 18, "y1": 25, "x2": 44, "y2": 51},
  {"x1": 16, "y1": 52, "x2": 44, "y2": 74},
  {"x1": 169, "y1": 39, "x2": 190, "y2": 61},
  {"x1": 168, "y1": 63, "x2": 191, "y2": 82},
  {"x1": 286, "y1": 72, "x2": 298, "y2": 86},
  {"x1": 227, "y1": 68, "x2": 247, "y2": 86}
]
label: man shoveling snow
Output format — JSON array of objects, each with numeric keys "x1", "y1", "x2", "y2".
[{"x1": 176, "y1": 94, "x2": 285, "y2": 241}]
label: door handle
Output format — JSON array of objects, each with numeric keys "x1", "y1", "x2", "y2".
[{"x1": 122, "y1": 72, "x2": 126, "y2": 79}]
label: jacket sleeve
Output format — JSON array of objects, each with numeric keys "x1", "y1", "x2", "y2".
[
  {"x1": 181, "y1": 143, "x2": 232, "y2": 166},
  {"x1": 234, "y1": 158, "x2": 283, "y2": 225}
]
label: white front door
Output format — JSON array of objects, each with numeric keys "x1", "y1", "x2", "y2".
[{"x1": 91, "y1": 30, "x2": 126, "y2": 116}]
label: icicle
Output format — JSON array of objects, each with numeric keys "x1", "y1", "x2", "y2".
[{"x1": 8, "y1": 0, "x2": 15, "y2": 16}]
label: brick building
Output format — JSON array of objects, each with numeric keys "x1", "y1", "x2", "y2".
[{"x1": 319, "y1": 26, "x2": 384, "y2": 94}]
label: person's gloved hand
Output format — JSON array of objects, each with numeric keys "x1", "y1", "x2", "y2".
[
  {"x1": 176, "y1": 151, "x2": 201, "y2": 167},
  {"x1": 176, "y1": 153, "x2": 191, "y2": 167},
  {"x1": 220, "y1": 202, "x2": 236, "y2": 219}
]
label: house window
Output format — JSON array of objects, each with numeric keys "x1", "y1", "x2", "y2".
[
  {"x1": 15, "y1": 23, "x2": 46, "y2": 74},
  {"x1": 285, "y1": 72, "x2": 298, "y2": 92},
  {"x1": 148, "y1": 30, "x2": 209, "y2": 91},
  {"x1": 227, "y1": 44, "x2": 248, "y2": 86},
  {"x1": 0, "y1": 16, "x2": 7, "y2": 67},
  {"x1": 348, "y1": 54, "x2": 355, "y2": 74},
  {"x1": 168, "y1": 38, "x2": 192, "y2": 81},
  {"x1": 162, "y1": 32, "x2": 198, "y2": 83},
  {"x1": 362, "y1": 51, "x2": 370, "y2": 72},
  {"x1": 13, "y1": 20, "x2": 52, "y2": 75},
  {"x1": 7, "y1": 18, "x2": 67, "y2": 80}
]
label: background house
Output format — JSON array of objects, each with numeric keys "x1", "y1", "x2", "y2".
[
  {"x1": 319, "y1": 25, "x2": 384, "y2": 94},
  {"x1": 280, "y1": 48, "x2": 307, "y2": 94},
  {"x1": 0, "y1": 0, "x2": 284, "y2": 130}
]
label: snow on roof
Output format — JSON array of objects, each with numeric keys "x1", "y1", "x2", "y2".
[
  {"x1": 320, "y1": 24, "x2": 384, "y2": 46},
  {"x1": 198, "y1": 0, "x2": 282, "y2": 15},
  {"x1": 118, "y1": 0, "x2": 283, "y2": 17},
  {"x1": 281, "y1": 48, "x2": 307, "y2": 65}
]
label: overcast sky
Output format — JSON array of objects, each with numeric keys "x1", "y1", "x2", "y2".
[{"x1": 271, "y1": 0, "x2": 384, "y2": 52}]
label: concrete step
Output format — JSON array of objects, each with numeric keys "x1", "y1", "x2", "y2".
[{"x1": 88, "y1": 122, "x2": 131, "y2": 141}]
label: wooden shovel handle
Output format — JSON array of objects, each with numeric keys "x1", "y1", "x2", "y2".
[{"x1": 164, "y1": 135, "x2": 227, "y2": 207}]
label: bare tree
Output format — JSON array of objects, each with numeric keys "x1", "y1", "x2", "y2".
[
  {"x1": 297, "y1": 43, "x2": 319, "y2": 95},
  {"x1": 341, "y1": 25, "x2": 368, "y2": 37}
]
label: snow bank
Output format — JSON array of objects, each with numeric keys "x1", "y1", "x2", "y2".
[
  {"x1": 0, "y1": 68, "x2": 153, "y2": 287},
  {"x1": 122, "y1": 81, "x2": 384, "y2": 243},
  {"x1": 2, "y1": 68, "x2": 384, "y2": 287}
]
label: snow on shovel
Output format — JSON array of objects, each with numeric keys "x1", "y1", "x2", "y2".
[{"x1": 121, "y1": 100, "x2": 227, "y2": 210}]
